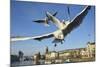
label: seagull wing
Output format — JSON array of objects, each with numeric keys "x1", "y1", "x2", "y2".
[
  {"x1": 33, "y1": 19, "x2": 45, "y2": 23},
  {"x1": 11, "y1": 32, "x2": 54, "y2": 42},
  {"x1": 63, "y1": 6, "x2": 91, "y2": 36},
  {"x1": 33, "y1": 32, "x2": 54, "y2": 41},
  {"x1": 53, "y1": 12, "x2": 58, "y2": 16},
  {"x1": 46, "y1": 12, "x2": 63, "y2": 29}
]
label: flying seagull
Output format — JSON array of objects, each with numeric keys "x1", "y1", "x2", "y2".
[
  {"x1": 33, "y1": 12, "x2": 57, "y2": 26},
  {"x1": 11, "y1": 6, "x2": 91, "y2": 44}
]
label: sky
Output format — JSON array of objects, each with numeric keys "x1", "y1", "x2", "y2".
[{"x1": 11, "y1": 1, "x2": 95, "y2": 56}]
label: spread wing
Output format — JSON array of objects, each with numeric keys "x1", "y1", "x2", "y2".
[
  {"x1": 46, "y1": 12, "x2": 64, "y2": 29},
  {"x1": 33, "y1": 19, "x2": 45, "y2": 23},
  {"x1": 11, "y1": 32, "x2": 54, "y2": 42},
  {"x1": 33, "y1": 12, "x2": 57, "y2": 23},
  {"x1": 63, "y1": 6, "x2": 91, "y2": 36}
]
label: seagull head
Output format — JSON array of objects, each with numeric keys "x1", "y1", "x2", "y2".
[{"x1": 62, "y1": 20, "x2": 66, "y2": 24}]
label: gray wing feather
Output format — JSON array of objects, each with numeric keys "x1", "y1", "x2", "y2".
[{"x1": 63, "y1": 6, "x2": 91, "y2": 36}]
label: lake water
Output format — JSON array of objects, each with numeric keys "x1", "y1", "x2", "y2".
[{"x1": 11, "y1": 60, "x2": 45, "y2": 67}]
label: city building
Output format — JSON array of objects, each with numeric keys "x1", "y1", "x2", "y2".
[
  {"x1": 44, "y1": 42, "x2": 95, "y2": 64},
  {"x1": 86, "y1": 42, "x2": 95, "y2": 58},
  {"x1": 33, "y1": 52, "x2": 40, "y2": 64}
]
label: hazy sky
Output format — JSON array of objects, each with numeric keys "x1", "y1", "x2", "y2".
[{"x1": 11, "y1": 1, "x2": 95, "y2": 56}]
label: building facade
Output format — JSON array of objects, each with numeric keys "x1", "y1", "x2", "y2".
[{"x1": 45, "y1": 42, "x2": 95, "y2": 64}]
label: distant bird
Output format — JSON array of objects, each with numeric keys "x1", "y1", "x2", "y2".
[
  {"x1": 11, "y1": 6, "x2": 91, "y2": 44},
  {"x1": 33, "y1": 12, "x2": 58, "y2": 26}
]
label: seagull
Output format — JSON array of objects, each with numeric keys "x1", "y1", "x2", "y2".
[
  {"x1": 11, "y1": 6, "x2": 91, "y2": 44},
  {"x1": 33, "y1": 12, "x2": 57, "y2": 26}
]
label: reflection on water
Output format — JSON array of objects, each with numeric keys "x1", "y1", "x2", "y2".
[
  {"x1": 11, "y1": 61, "x2": 34, "y2": 67},
  {"x1": 11, "y1": 60, "x2": 45, "y2": 67}
]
